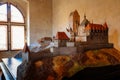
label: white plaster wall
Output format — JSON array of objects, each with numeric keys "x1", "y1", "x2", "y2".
[{"x1": 29, "y1": 0, "x2": 52, "y2": 43}]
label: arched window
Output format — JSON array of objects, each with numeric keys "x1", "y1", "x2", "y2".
[{"x1": 0, "y1": 3, "x2": 25, "y2": 51}]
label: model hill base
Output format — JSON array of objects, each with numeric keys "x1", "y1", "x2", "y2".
[{"x1": 17, "y1": 48, "x2": 120, "y2": 80}]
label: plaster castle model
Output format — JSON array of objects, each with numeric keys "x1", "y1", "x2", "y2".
[
  {"x1": 51, "y1": 11, "x2": 113, "y2": 54},
  {"x1": 66, "y1": 10, "x2": 113, "y2": 53},
  {"x1": 78, "y1": 14, "x2": 108, "y2": 44},
  {"x1": 22, "y1": 10, "x2": 114, "y2": 63}
]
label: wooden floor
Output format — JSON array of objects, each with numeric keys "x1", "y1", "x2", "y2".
[{"x1": 0, "y1": 51, "x2": 18, "y2": 62}]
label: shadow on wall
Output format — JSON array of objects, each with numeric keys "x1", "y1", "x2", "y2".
[{"x1": 110, "y1": 30, "x2": 120, "y2": 50}]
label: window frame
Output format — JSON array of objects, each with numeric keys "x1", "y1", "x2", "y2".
[{"x1": 0, "y1": 2, "x2": 26, "y2": 51}]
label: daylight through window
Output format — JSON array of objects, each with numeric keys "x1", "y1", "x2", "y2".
[{"x1": 0, "y1": 3, "x2": 25, "y2": 51}]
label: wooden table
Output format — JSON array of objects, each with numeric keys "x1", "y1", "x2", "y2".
[{"x1": 0, "y1": 58, "x2": 22, "y2": 80}]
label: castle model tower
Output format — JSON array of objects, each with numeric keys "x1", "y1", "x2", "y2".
[
  {"x1": 78, "y1": 14, "x2": 90, "y2": 42},
  {"x1": 69, "y1": 10, "x2": 80, "y2": 36}
]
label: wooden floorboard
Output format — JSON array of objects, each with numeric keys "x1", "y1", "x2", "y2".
[{"x1": 0, "y1": 51, "x2": 18, "y2": 62}]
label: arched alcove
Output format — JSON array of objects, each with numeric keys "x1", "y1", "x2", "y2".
[
  {"x1": 9, "y1": 0, "x2": 30, "y2": 45},
  {"x1": 0, "y1": 0, "x2": 30, "y2": 50}
]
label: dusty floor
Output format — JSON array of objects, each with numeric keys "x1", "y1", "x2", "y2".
[{"x1": 0, "y1": 51, "x2": 18, "y2": 62}]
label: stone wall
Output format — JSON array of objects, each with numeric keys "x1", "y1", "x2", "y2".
[
  {"x1": 87, "y1": 30, "x2": 108, "y2": 44},
  {"x1": 77, "y1": 43, "x2": 113, "y2": 53}
]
